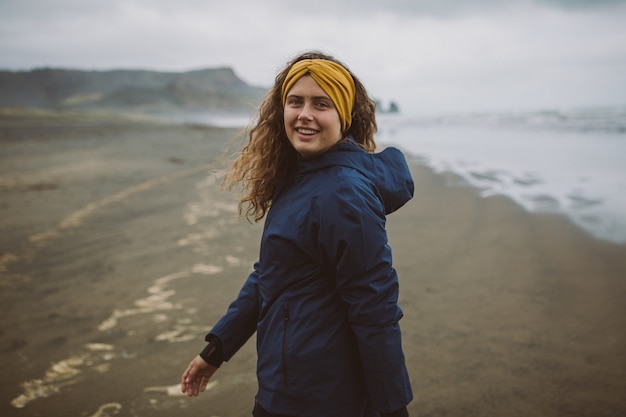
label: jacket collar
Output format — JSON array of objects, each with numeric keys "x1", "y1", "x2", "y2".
[{"x1": 296, "y1": 137, "x2": 414, "y2": 214}]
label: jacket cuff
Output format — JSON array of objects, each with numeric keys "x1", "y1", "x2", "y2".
[
  {"x1": 199, "y1": 334, "x2": 224, "y2": 367},
  {"x1": 381, "y1": 406, "x2": 409, "y2": 417}
]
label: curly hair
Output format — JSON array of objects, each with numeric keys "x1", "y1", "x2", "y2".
[{"x1": 223, "y1": 51, "x2": 378, "y2": 222}]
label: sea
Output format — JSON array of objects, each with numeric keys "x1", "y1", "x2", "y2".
[
  {"x1": 376, "y1": 106, "x2": 626, "y2": 245},
  {"x1": 200, "y1": 105, "x2": 626, "y2": 245}
]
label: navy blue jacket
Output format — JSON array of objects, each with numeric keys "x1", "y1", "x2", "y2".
[{"x1": 209, "y1": 139, "x2": 414, "y2": 416}]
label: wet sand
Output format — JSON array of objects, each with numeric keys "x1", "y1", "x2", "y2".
[{"x1": 1, "y1": 109, "x2": 625, "y2": 416}]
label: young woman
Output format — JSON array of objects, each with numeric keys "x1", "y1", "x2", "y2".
[{"x1": 181, "y1": 51, "x2": 414, "y2": 417}]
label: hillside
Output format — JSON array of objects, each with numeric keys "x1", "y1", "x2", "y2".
[{"x1": 0, "y1": 67, "x2": 267, "y2": 117}]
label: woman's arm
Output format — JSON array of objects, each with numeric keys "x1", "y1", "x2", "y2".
[
  {"x1": 180, "y1": 263, "x2": 261, "y2": 396},
  {"x1": 207, "y1": 262, "x2": 261, "y2": 361}
]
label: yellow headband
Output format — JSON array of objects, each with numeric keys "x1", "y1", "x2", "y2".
[{"x1": 281, "y1": 59, "x2": 356, "y2": 131}]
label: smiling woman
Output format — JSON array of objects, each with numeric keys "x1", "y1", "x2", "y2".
[
  {"x1": 220, "y1": 51, "x2": 379, "y2": 222},
  {"x1": 283, "y1": 74, "x2": 344, "y2": 158},
  {"x1": 180, "y1": 51, "x2": 415, "y2": 417},
  {"x1": 283, "y1": 66, "x2": 346, "y2": 158}
]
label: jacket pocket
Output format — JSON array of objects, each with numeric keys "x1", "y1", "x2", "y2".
[{"x1": 282, "y1": 301, "x2": 290, "y2": 386}]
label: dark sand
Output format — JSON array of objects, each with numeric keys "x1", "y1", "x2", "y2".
[{"x1": 1, "y1": 108, "x2": 625, "y2": 417}]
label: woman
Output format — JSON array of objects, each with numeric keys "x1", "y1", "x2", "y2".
[{"x1": 181, "y1": 51, "x2": 414, "y2": 417}]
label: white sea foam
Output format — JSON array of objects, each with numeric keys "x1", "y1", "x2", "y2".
[
  {"x1": 88, "y1": 403, "x2": 122, "y2": 417},
  {"x1": 144, "y1": 381, "x2": 218, "y2": 396},
  {"x1": 377, "y1": 106, "x2": 626, "y2": 244},
  {"x1": 11, "y1": 344, "x2": 117, "y2": 409}
]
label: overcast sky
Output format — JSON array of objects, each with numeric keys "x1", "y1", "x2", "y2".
[{"x1": 1, "y1": 0, "x2": 625, "y2": 114}]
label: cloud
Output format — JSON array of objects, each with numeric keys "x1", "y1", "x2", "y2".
[
  {"x1": 2, "y1": 0, "x2": 625, "y2": 21},
  {"x1": 293, "y1": 0, "x2": 626, "y2": 17},
  {"x1": 1, "y1": 0, "x2": 625, "y2": 113}
]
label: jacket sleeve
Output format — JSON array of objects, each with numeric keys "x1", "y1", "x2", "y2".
[
  {"x1": 319, "y1": 179, "x2": 413, "y2": 413},
  {"x1": 206, "y1": 262, "x2": 261, "y2": 361}
]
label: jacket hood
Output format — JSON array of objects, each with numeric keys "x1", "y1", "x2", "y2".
[{"x1": 297, "y1": 139, "x2": 414, "y2": 214}]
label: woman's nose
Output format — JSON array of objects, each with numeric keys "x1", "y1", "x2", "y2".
[{"x1": 298, "y1": 103, "x2": 313, "y2": 121}]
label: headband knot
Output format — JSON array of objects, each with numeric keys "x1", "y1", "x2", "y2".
[{"x1": 281, "y1": 59, "x2": 356, "y2": 131}]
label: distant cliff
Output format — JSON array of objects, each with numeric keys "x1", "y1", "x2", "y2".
[{"x1": 0, "y1": 67, "x2": 267, "y2": 116}]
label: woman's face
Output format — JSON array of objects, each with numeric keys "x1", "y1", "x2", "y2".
[{"x1": 283, "y1": 75, "x2": 343, "y2": 158}]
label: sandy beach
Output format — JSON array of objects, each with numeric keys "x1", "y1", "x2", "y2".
[{"x1": 1, "y1": 109, "x2": 625, "y2": 417}]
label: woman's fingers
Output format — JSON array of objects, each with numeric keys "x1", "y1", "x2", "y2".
[
  {"x1": 200, "y1": 375, "x2": 210, "y2": 392},
  {"x1": 181, "y1": 356, "x2": 216, "y2": 396},
  {"x1": 181, "y1": 361, "x2": 198, "y2": 394}
]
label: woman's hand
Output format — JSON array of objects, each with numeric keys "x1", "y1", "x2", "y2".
[{"x1": 180, "y1": 355, "x2": 218, "y2": 397}]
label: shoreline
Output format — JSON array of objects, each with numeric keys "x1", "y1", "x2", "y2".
[
  {"x1": 402, "y1": 154, "x2": 626, "y2": 249},
  {"x1": 1, "y1": 111, "x2": 625, "y2": 416},
  {"x1": 376, "y1": 112, "x2": 626, "y2": 246}
]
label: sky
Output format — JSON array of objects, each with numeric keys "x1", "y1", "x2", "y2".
[{"x1": 1, "y1": 0, "x2": 626, "y2": 114}]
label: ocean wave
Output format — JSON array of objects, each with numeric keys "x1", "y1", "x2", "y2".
[
  {"x1": 377, "y1": 109, "x2": 626, "y2": 244},
  {"x1": 378, "y1": 105, "x2": 626, "y2": 135}
]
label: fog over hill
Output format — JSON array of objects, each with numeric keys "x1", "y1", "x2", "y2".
[{"x1": 0, "y1": 67, "x2": 267, "y2": 118}]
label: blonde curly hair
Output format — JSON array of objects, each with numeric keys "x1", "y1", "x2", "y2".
[{"x1": 223, "y1": 51, "x2": 378, "y2": 222}]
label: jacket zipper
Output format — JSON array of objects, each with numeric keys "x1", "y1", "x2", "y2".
[{"x1": 282, "y1": 301, "x2": 290, "y2": 386}]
